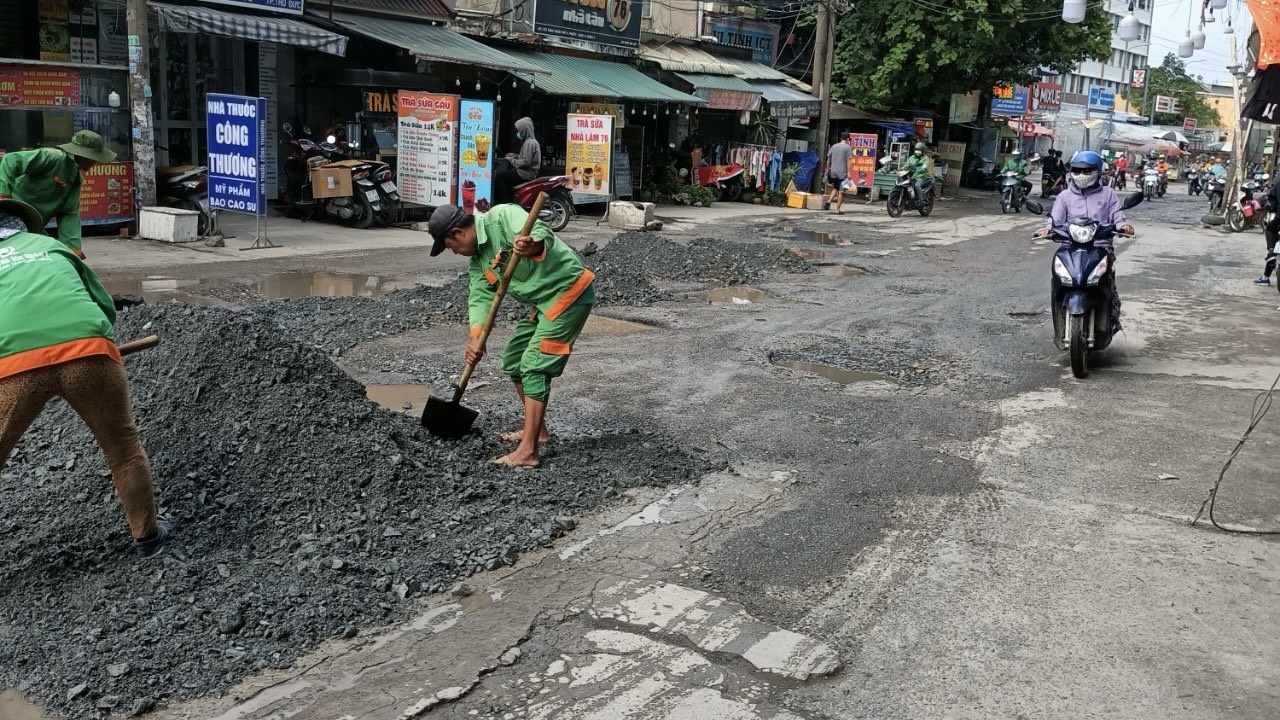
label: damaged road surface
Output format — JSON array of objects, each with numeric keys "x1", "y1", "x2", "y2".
[{"x1": 5, "y1": 197, "x2": 1280, "y2": 719}]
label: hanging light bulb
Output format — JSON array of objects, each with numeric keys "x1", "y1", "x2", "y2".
[
  {"x1": 1209, "y1": 0, "x2": 1227, "y2": 8},
  {"x1": 1224, "y1": 19, "x2": 1234, "y2": 35},
  {"x1": 1178, "y1": 31, "x2": 1194, "y2": 58},
  {"x1": 475, "y1": 80, "x2": 481, "y2": 91},
  {"x1": 455, "y1": 78, "x2": 461, "y2": 87},
  {"x1": 1192, "y1": 28, "x2": 1207, "y2": 50},
  {"x1": 512, "y1": 78, "x2": 518, "y2": 87},
  {"x1": 1118, "y1": 11, "x2": 1141, "y2": 42},
  {"x1": 1061, "y1": 0, "x2": 1086, "y2": 23},
  {"x1": 643, "y1": 106, "x2": 647, "y2": 116},
  {"x1": 1205, "y1": 9, "x2": 1215, "y2": 23},
  {"x1": 496, "y1": 92, "x2": 502, "y2": 102},
  {"x1": 630, "y1": 105, "x2": 635, "y2": 115},
  {"x1": 665, "y1": 105, "x2": 670, "y2": 115}
]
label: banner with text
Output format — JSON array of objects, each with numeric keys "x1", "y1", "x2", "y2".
[
  {"x1": 79, "y1": 161, "x2": 134, "y2": 225},
  {"x1": 565, "y1": 113, "x2": 613, "y2": 196},
  {"x1": 0, "y1": 66, "x2": 81, "y2": 108},
  {"x1": 398, "y1": 91, "x2": 459, "y2": 207},
  {"x1": 847, "y1": 133, "x2": 878, "y2": 189},
  {"x1": 936, "y1": 141, "x2": 966, "y2": 188},
  {"x1": 457, "y1": 99, "x2": 494, "y2": 214},
  {"x1": 206, "y1": 93, "x2": 266, "y2": 216}
]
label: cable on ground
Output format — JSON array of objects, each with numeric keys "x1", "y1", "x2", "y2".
[{"x1": 1191, "y1": 367, "x2": 1280, "y2": 535}]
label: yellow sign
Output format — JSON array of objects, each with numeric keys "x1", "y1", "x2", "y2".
[{"x1": 565, "y1": 113, "x2": 613, "y2": 196}]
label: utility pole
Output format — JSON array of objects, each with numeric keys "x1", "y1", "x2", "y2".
[
  {"x1": 126, "y1": 0, "x2": 157, "y2": 207},
  {"x1": 812, "y1": 0, "x2": 833, "y2": 192},
  {"x1": 1223, "y1": 27, "x2": 1251, "y2": 219}
]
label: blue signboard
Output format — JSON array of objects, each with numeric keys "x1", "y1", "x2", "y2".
[
  {"x1": 991, "y1": 83, "x2": 1029, "y2": 116},
  {"x1": 709, "y1": 17, "x2": 780, "y2": 66},
  {"x1": 200, "y1": 0, "x2": 303, "y2": 15},
  {"x1": 1088, "y1": 86, "x2": 1115, "y2": 112},
  {"x1": 206, "y1": 93, "x2": 266, "y2": 217},
  {"x1": 458, "y1": 99, "x2": 495, "y2": 215}
]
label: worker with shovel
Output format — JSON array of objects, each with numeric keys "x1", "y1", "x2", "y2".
[
  {"x1": 0, "y1": 198, "x2": 170, "y2": 558},
  {"x1": 0, "y1": 130, "x2": 117, "y2": 259},
  {"x1": 427, "y1": 201, "x2": 595, "y2": 468}
]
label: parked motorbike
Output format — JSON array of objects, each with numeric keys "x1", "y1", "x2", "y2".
[
  {"x1": 1206, "y1": 176, "x2": 1227, "y2": 212},
  {"x1": 886, "y1": 170, "x2": 934, "y2": 218},
  {"x1": 1041, "y1": 192, "x2": 1145, "y2": 379},
  {"x1": 514, "y1": 174, "x2": 575, "y2": 232},
  {"x1": 280, "y1": 123, "x2": 388, "y2": 229},
  {"x1": 966, "y1": 157, "x2": 1000, "y2": 190},
  {"x1": 1000, "y1": 171, "x2": 1027, "y2": 213},
  {"x1": 156, "y1": 164, "x2": 214, "y2": 236},
  {"x1": 1226, "y1": 174, "x2": 1271, "y2": 233},
  {"x1": 694, "y1": 163, "x2": 745, "y2": 202},
  {"x1": 1186, "y1": 170, "x2": 1202, "y2": 195},
  {"x1": 1041, "y1": 172, "x2": 1066, "y2": 198},
  {"x1": 1142, "y1": 168, "x2": 1161, "y2": 200}
]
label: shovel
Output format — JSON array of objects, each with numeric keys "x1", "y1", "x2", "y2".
[
  {"x1": 118, "y1": 335, "x2": 160, "y2": 356},
  {"x1": 422, "y1": 192, "x2": 548, "y2": 439}
]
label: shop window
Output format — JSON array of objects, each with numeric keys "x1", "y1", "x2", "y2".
[{"x1": 641, "y1": 0, "x2": 651, "y2": 18}]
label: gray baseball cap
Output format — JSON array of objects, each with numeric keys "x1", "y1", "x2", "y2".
[{"x1": 427, "y1": 204, "x2": 467, "y2": 257}]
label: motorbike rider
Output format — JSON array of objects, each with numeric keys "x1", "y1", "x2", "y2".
[
  {"x1": 1036, "y1": 151, "x2": 1133, "y2": 330},
  {"x1": 1155, "y1": 155, "x2": 1170, "y2": 193},
  {"x1": 1113, "y1": 154, "x2": 1129, "y2": 188},
  {"x1": 1002, "y1": 149, "x2": 1033, "y2": 200},
  {"x1": 900, "y1": 142, "x2": 932, "y2": 205},
  {"x1": 1040, "y1": 149, "x2": 1065, "y2": 196},
  {"x1": 1257, "y1": 177, "x2": 1280, "y2": 285},
  {"x1": 494, "y1": 117, "x2": 541, "y2": 206}
]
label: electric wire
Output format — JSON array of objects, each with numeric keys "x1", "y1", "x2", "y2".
[{"x1": 1191, "y1": 368, "x2": 1280, "y2": 535}]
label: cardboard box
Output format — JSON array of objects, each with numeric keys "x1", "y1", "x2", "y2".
[
  {"x1": 786, "y1": 191, "x2": 825, "y2": 210},
  {"x1": 310, "y1": 160, "x2": 364, "y2": 199}
]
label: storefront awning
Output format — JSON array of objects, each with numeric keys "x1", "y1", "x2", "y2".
[
  {"x1": 715, "y1": 56, "x2": 811, "y2": 92},
  {"x1": 1007, "y1": 120, "x2": 1057, "y2": 139},
  {"x1": 675, "y1": 73, "x2": 760, "y2": 111},
  {"x1": 638, "y1": 41, "x2": 737, "y2": 75},
  {"x1": 321, "y1": 12, "x2": 548, "y2": 74},
  {"x1": 505, "y1": 50, "x2": 704, "y2": 104},
  {"x1": 149, "y1": 2, "x2": 348, "y2": 56},
  {"x1": 828, "y1": 101, "x2": 880, "y2": 121},
  {"x1": 326, "y1": 0, "x2": 451, "y2": 23},
  {"x1": 750, "y1": 81, "x2": 820, "y2": 118}
]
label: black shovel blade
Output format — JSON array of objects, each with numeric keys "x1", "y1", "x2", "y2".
[{"x1": 421, "y1": 394, "x2": 479, "y2": 439}]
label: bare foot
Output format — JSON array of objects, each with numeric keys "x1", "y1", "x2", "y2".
[
  {"x1": 501, "y1": 430, "x2": 552, "y2": 443},
  {"x1": 491, "y1": 451, "x2": 541, "y2": 469}
]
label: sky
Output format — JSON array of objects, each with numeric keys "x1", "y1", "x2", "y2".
[{"x1": 1142, "y1": 0, "x2": 1252, "y2": 85}]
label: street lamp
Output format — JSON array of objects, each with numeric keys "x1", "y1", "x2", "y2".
[
  {"x1": 1193, "y1": 27, "x2": 1207, "y2": 49},
  {"x1": 1118, "y1": 10, "x2": 1142, "y2": 42},
  {"x1": 1224, "y1": 19, "x2": 1234, "y2": 35},
  {"x1": 1062, "y1": 0, "x2": 1086, "y2": 23},
  {"x1": 1209, "y1": 0, "x2": 1227, "y2": 8},
  {"x1": 1178, "y1": 31, "x2": 1195, "y2": 58}
]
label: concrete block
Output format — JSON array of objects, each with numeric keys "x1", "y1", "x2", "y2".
[
  {"x1": 139, "y1": 207, "x2": 200, "y2": 243},
  {"x1": 608, "y1": 201, "x2": 656, "y2": 231}
]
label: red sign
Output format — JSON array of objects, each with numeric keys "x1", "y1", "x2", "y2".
[
  {"x1": 1183, "y1": 117, "x2": 1198, "y2": 133},
  {"x1": 702, "y1": 89, "x2": 758, "y2": 111},
  {"x1": 846, "y1": 133, "x2": 878, "y2": 189},
  {"x1": 79, "y1": 161, "x2": 134, "y2": 226},
  {"x1": 1031, "y1": 82, "x2": 1063, "y2": 112},
  {"x1": 1131, "y1": 69, "x2": 1146, "y2": 89},
  {"x1": 0, "y1": 66, "x2": 81, "y2": 108}
]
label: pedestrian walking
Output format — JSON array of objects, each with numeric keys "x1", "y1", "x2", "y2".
[
  {"x1": 824, "y1": 133, "x2": 852, "y2": 214},
  {"x1": 0, "y1": 199, "x2": 170, "y2": 558}
]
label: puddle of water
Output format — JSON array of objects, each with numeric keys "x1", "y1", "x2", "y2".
[
  {"x1": 366, "y1": 384, "x2": 433, "y2": 415},
  {"x1": 103, "y1": 272, "x2": 425, "y2": 305},
  {"x1": 0, "y1": 689, "x2": 47, "y2": 720},
  {"x1": 697, "y1": 287, "x2": 771, "y2": 303},
  {"x1": 816, "y1": 264, "x2": 867, "y2": 277},
  {"x1": 775, "y1": 361, "x2": 897, "y2": 385},
  {"x1": 794, "y1": 229, "x2": 855, "y2": 246},
  {"x1": 583, "y1": 316, "x2": 654, "y2": 335}
]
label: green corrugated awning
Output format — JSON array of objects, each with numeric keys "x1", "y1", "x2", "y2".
[
  {"x1": 505, "y1": 50, "x2": 703, "y2": 104},
  {"x1": 322, "y1": 12, "x2": 548, "y2": 74},
  {"x1": 674, "y1": 72, "x2": 758, "y2": 93}
]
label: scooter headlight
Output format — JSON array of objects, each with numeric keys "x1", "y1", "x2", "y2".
[
  {"x1": 1087, "y1": 257, "x2": 1109, "y2": 286},
  {"x1": 1054, "y1": 256, "x2": 1073, "y2": 286},
  {"x1": 1068, "y1": 223, "x2": 1098, "y2": 244}
]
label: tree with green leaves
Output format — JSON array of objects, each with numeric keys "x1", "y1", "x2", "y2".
[
  {"x1": 1120, "y1": 53, "x2": 1222, "y2": 127},
  {"x1": 829, "y1": 0, "x2": 1112, "y2": 111}
]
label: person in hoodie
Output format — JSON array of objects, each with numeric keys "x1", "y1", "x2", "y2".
[{"x1": 494, "y1": 117, "x2": 541, "y2": 206}]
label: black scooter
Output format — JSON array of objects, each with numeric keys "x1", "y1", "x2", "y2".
[{"x1": 1040, "y1": 192, "x2": 1145, "y2": 378}]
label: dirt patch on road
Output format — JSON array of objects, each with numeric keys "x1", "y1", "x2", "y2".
[{"x1": 0, "y1": 304, "x2": 715, "y2": 718}]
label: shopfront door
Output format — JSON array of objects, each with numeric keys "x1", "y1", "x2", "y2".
[{"x1": 150, "y1": 32, "x2": 242, "y2": 166}]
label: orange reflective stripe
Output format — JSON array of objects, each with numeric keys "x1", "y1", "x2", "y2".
[
  {"x1": 543, "y1": 269, "x2": 595, "y2": 322},
  {"x1": 0, "y1": 337, "x2": 121, "y2": 381},
  {"x1": 539, "y1": 339, "x2": 572, "y2": 356},
  {"x1": 469, "y1": 326, "x2": 484, "y2": 338},
  {"x1": 484, "y1": 269, "x2": 498, "y2": 285}
]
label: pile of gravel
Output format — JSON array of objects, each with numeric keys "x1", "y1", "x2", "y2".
[{"x1": 0, "y1": 304, "x2": 715, "y2": 718}]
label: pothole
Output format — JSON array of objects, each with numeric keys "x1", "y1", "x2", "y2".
[
  {"x1": 0, "y1": 689, "x2": 47, "y2": 720},
  {"x1": 793, "y1": 229, "x2": 855, "y2": 246},
  {"x1": 773, "y1": 360, "x2": 898, "y2": 385},
  {"x1": 103, "y1": 272, "x2": 428, "y2": 305},
  {"x1": 366, "y1": 384, "x2": 434, "y2": 415},
  {"x1": 584, "y1": 316, "x2": 655, "y2": 335},
  {"x1": 816, "y1": 264, "x2": 867, "y2": 277},
  {"x1": 696, "y1": 287, "x2": 771, "y2": 303}
]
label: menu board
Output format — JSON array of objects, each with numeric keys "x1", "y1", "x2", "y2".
[
  {"x1": 0, "y1": 66, "x2": 81, "y2": 108},
  {"x1": 457, "y1": 99, "x2": 494, "y2": 215},
  {"x1": 935, "y1": 140, "x2": 966, "y2": 188},
  {"x1": 565, "y1": 113, "x2": 612, "y2": 196},
  {"x1": 847, "y1": 133, "x2": 878, "y2": 189},
  {"x1": 79, "y1": 161, "x2": 134, "y2": 225},
  {"x1": 397, "y1": 91, "x2": 459, "y2": 207}
]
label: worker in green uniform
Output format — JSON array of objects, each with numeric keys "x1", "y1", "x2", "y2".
[
  {"x1": 900, "y1": 142, "x2": 933, "y2": 207},
  {"x1": 0, "y1": 198, "x2": 169, "y2": 558},
  {"x1": 427, "y1": 203, "x2": 596, "y2": 468},
  {"x1": 0, "y1": 130, "x2": 117, "y2": 258}
]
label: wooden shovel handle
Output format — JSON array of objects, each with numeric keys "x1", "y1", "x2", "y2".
[
  {"x1": 118, "y1": 335, "x2": 160, "y2": 356},
  {"x1": 453, "y1": 193, "x2": 548, "y2": 401}
]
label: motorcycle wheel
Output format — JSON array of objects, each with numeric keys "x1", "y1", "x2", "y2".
[
  {"x1": 346, "y1": 192, "x2": 375, "y2": 230},
  {"x1": 886, "y1": 189, "x2": 904, "y2": 218},
  {"x1": 1226, "y1": 206, "x2": 1246, "y2": 233},
  {"x1": 917, "y1": 189, "x2": 934, "y2": 217},
  {"x1": 1000, "y1": 190, "x2": 1011, "y2": 214},
  {"x1": 545, "y1": 196, "x2": 572, "y2": 232},
  {"x1": 1069, "y1": 314, "x2": 1089, "y2": 379},
  {"x1": 707, "y1": 183, "x2": 726, "y2": 203},
  {"x1": 723, "y1": 182, "x2": 744, "y2": 203},
  {"x1": 1209, "y1": 193, "x2": 1222, "y2": 213}
]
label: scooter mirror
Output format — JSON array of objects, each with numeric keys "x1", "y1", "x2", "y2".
[
  {"x1": 1023, "y1": 199, "x2": 1046, "y2": 215},
  {"x1": 1121, "y1": 192, "x2": 1145, "y2": 210},
  {"x1": 282, "y1": 122, "x2": 292, "y2": 133}
]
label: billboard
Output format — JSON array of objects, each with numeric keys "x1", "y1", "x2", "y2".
[
  {"x1": 1031, "y1": 82, "x2": 1063, "y2": 112},
  {"x1": 206, "y1": 93, "x2": 266, "y2": 216},
  {"x1": 534, "y1": 0, "x2": 641, "y2": 50},
  {"x1": 991, "y1": 83, "x2": 1029, "y2": 115},
  {"x1": 708, "y1": 16, "x2": 780, "y2": 66},
  {"x1": 1088, "y1": 86, "x2": 1115, "y2": 112}
]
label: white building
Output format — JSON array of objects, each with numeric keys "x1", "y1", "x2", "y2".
[{"x1": 1052, "y1": 0, "x2": 1154, "y2": 106}]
